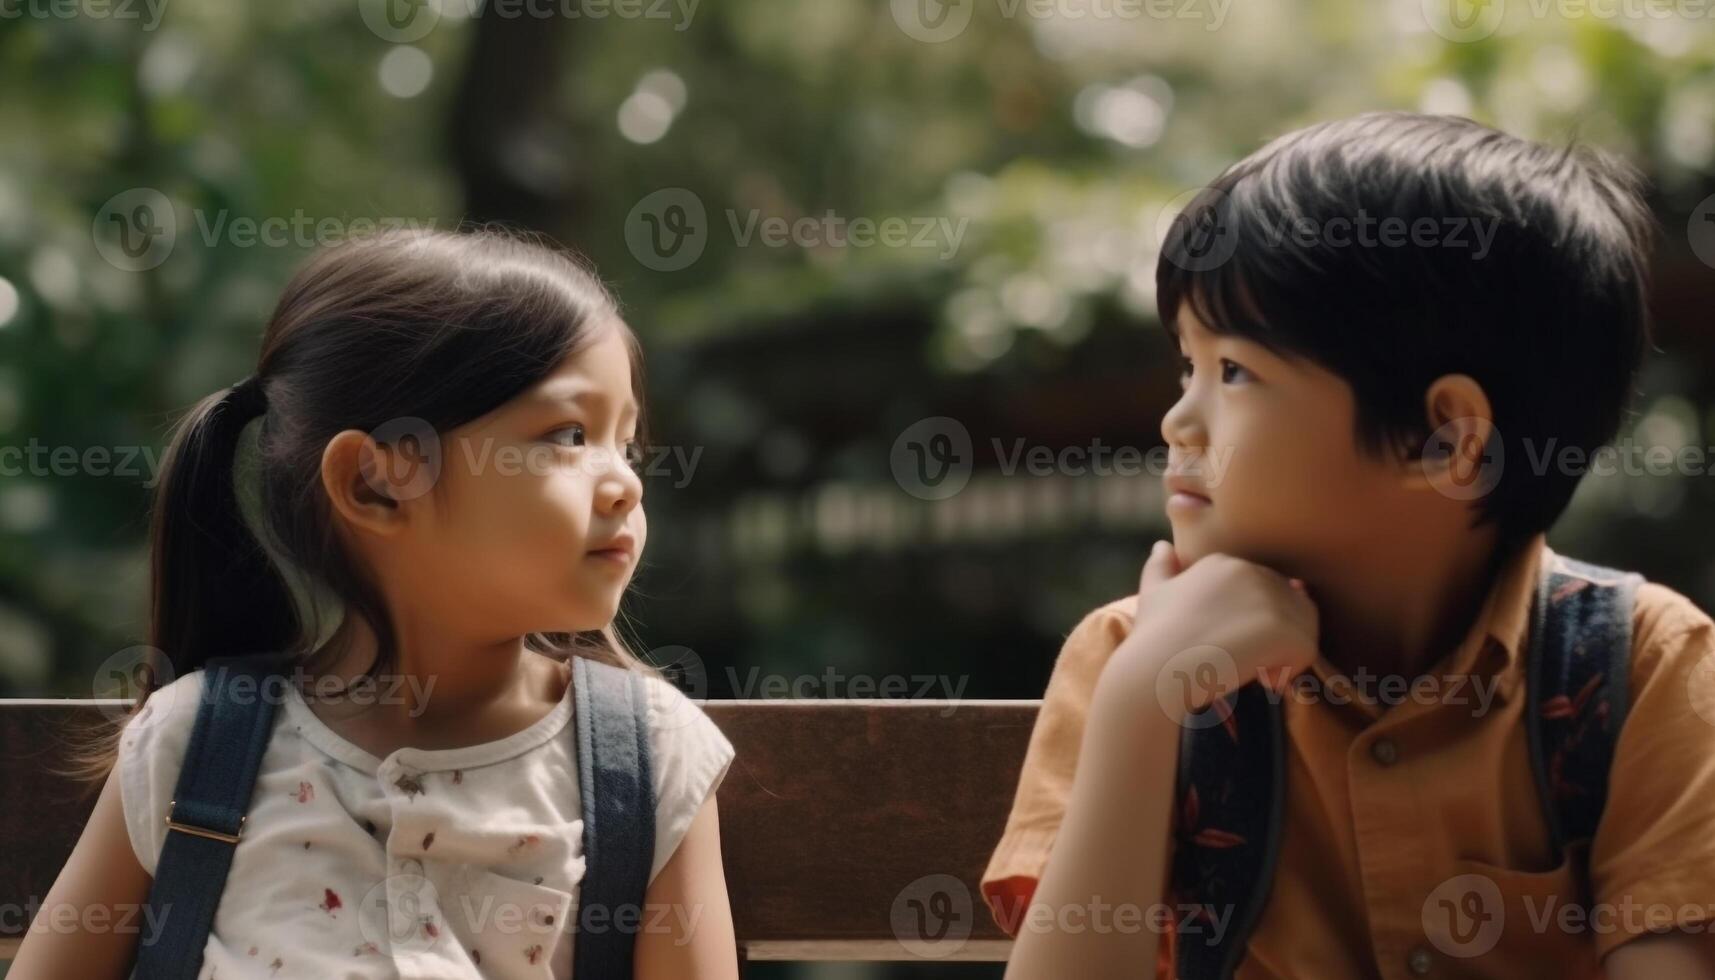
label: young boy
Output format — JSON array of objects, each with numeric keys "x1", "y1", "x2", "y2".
[{"x1": 985, "y1": 112, "x2": 1715, "y2": 979}]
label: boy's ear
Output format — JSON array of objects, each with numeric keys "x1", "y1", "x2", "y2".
[
  {"x1": 320, "y1": 428, "x2": 439, "y2": 536},
  {"x1": 1401, "y1": 373, "x2": 1499, "y2": 495}
]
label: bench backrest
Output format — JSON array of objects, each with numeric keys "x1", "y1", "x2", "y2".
[{"x1": 0, "y1": 698, "x2": 1037, "y2": 963}]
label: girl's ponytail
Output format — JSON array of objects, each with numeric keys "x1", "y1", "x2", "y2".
[
  {"x1": 147, "y1": 375, "x2": 298, "y2": 678},
  {"x1": 64, "y1": 227, "x2": 650, "y2": 786}
]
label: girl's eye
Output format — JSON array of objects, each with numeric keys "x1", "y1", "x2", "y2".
[
  {"x1": 550, "y1": 425, "x2": 646, "y2": 473},
  {"x1": 549, "y1": 423, "x2": 587, "y2": 448}
]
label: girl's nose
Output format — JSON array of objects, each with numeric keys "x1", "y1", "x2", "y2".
[{"x1": 594, "y1": 450, "x2": 643, "y2": 515}]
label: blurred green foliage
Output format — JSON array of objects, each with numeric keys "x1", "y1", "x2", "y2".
[{"x1": 0, "y1": 0, "x2": 1711, "y2": 711}]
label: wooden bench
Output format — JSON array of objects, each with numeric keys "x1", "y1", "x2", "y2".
[{"x1": 0, "y1": 697, "x2": 1038, "y2": 966}]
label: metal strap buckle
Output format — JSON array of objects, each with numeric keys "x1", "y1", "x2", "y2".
[{"x1": 164, "y1": 799, "x2": 245, "y2": 844}]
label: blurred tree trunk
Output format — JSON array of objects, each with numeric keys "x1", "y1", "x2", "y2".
[{"x1": 446, "y1": 8, "x2": 588, "y2": 231}]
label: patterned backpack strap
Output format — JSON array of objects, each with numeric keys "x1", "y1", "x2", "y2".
[
  {"x1": 1525, "y1": 553, "x2": 1643, "y2": 859},
  {"x1": 133, "y1": 654, "x2": 287, "y2": 980},
  {"x1": 1170, "y1": 681, "x2": 1288, "y2": 980},
  {"x1": 571, "y1": 655, "x2": 657, "y2": 979}
]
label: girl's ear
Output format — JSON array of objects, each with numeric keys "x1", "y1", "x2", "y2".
[{"x1": 319, "y1": 428, "x2": 437, "y2": 536}]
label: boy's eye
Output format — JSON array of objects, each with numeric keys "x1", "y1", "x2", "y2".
[
  {"x1": 1179, "y1": 356, "x2": 1252, "y2": 385},
  {"x1": 624, "y1": 442, "x2": 646, "y2": 472}
]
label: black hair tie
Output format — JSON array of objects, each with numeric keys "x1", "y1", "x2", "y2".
[{"x1": 228, "y1": 375, "x2": 268, "y2": 418}]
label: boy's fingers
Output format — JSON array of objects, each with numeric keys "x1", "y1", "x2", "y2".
[{"x1": 1139, "y1": 540, "x2": 1178, "y2": 592}]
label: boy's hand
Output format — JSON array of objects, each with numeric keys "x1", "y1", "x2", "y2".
[{"x1": 1107, "y1": 541, "x2": 1321, "y2": 725}]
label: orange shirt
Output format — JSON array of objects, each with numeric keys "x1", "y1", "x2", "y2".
[{"x1": 983, "y1": 534, "x2": 1715, "y2": 978}]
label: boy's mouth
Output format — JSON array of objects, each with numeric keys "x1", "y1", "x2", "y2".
[
  {"x1": 1165, "y1": 474, "x2": 1212, "y2": 514},
  {"x1": 1164, "y1": 475, "x2": 1212, "y2": 501}
]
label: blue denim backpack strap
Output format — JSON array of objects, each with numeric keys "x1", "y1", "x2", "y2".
[
  {"x1": 571, "y1": 655, "x2": 657, "y2": 979},
  {"x1": 132, "y1": 654, "x2": 288, "y2": 980},
  {"x1": 1525, "y1": 553, "x2": 1642, "y2": 863},
  {"x1": 1170, "y1": 681, "x2": 1287, "y2": 980}
]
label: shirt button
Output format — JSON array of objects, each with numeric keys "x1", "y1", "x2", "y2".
[
  {"x1": 1371, "y1": 738, "x2": 1398, "y2": 766},
  {"x1": 1406, "y1": 945, "x2": 1433, "y2": 975}
]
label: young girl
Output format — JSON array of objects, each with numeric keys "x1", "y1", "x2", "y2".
[{"x1": 13, "y1": 228, "x2": 740, "y2": 979}]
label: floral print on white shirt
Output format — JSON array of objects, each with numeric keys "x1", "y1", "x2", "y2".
[{"x1": 119, "y1": 660, "x2": 734, "y2": 979}]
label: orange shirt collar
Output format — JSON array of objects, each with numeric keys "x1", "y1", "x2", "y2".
[{"x1": 1304, "y1": 531, "x2": 1549, "y2": 716}]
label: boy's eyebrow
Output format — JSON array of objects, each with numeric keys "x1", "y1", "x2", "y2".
[{"x1": 1172, "y1": 315, "x2": 1207, "y2": 351}]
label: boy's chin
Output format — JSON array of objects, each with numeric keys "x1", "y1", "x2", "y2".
[{"x1": 1167, "y1": 531, "x2": 1267, "y2": 571}]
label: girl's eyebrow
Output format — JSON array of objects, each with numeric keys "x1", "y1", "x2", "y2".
[{"x1": 531, "y1": 384, "x2": 640, "y2": 419}]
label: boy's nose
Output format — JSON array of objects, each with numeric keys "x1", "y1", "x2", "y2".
[{"x1": 1161, "y1": 391, "x2": 1206, "y2": 450}]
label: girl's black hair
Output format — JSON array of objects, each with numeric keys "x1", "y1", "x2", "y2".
[
  {"x1": 146, "y1": 225, "x2": 651, "y2": 696},
  {"x1": 1157, "y1": 111, "x2": 1656, "y2": 556}
]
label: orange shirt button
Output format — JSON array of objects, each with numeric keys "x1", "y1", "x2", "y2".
[
  {"x1": 1371, "y1": 738, "x2": 1399, "y2": 767},
  {"x1": 1406, "y1": 945, "x2": 1433, "y2": 975}
]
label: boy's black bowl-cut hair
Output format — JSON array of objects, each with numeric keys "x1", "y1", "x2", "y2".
[{"x1": 1157, "y1": 111, "x2": 1656, "y2": 556}]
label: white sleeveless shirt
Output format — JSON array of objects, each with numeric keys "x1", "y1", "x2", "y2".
[{"x1": 118, "y1": 661, "x2": 735, "y2": 979}]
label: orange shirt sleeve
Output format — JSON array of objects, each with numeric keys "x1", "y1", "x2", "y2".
[
  {"x1": 1588, "y1": 581, "x2": 1715, "y2": 960},
  {"x1": 980, "y1": 595, "x2": 1138, "y2": 937}
]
